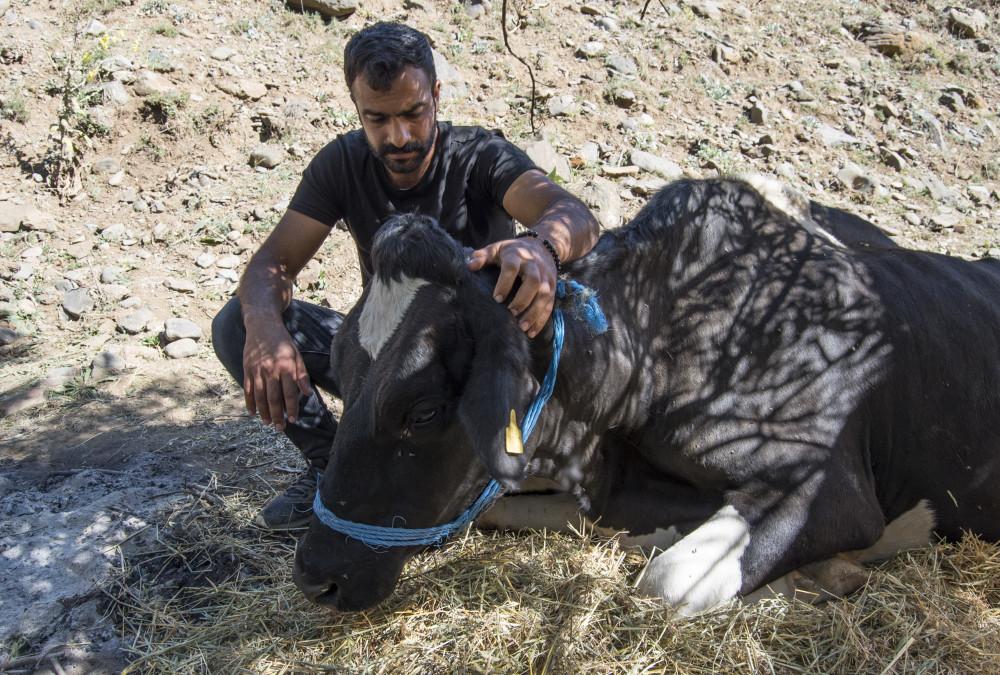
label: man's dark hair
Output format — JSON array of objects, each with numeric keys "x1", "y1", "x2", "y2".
[{"x1": 343, "y1": 22, "x2": 436, "y2": 92}]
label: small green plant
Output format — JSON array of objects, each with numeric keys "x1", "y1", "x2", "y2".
[
  {"x1": 136, "y1": 132, "x2": 165, "y2": 160},
  {"x1": 327, "y1": 108, "x2": 358, "y2": 128},
  {"x1": 150, "y1": 24, "x2": 179, "y2": 37},
  {"x1": 140, "y1": 91, "x2": 189, "y2": 123},
  {"x1": 228, "y1": 19, "x2": 253, "y2": 35},
  {"x1": 141, "y1": 0, "x2": 168, "y2": 15},
  {"x1": 0, "y1": 93, "x2": 29, "y2": 123},
  {"x1": 697, "y1": 74, "x2": 731, "y2": 101},
  {"x1": 191, "y1": 103, "x2": 224, "y2": 134}
]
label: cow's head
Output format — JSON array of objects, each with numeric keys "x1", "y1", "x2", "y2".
[{"x1": 293, "y1": 214, "x2": 536, "y2": 611}]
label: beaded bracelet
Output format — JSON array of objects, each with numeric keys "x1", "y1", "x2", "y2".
[{"x1": 515, "y1": 230, "x2": 562, "y2": 274}]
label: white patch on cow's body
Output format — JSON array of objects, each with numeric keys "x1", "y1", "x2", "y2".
[
  {"x1": 635, "y1": 504, "x2": 749, "y2": 616},
  {"x1": 358, "y1": 275, "x2": 428, "y2": 359},
  {"x1": 740, "y1": 174, "x2": 846, "y2": 248}
]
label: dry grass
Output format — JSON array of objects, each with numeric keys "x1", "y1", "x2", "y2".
[{"x1": 105, "y1": 490, "x2": 1000, "y2": 675}]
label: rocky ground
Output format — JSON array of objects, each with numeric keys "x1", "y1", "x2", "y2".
[{"x1": 2, "y1": 0, "x2": 999, "y2": 670}]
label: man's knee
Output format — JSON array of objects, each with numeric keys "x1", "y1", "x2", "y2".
[{"x1": 212, "y1": 296, "x2": 246, "y2": 381}]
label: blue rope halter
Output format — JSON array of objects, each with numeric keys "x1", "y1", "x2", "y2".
[{"x1": 311, "y1": 280, "x2": 608, "y2": 548}]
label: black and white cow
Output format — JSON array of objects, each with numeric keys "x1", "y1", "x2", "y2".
[{"x1": 292, "y1": 177, "x2": 1000, "y2": 614}]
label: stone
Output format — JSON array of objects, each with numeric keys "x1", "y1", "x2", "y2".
[
  {"x1": 133, "y1": 70, "x2": 175, "y2": 96},
  {"x1": 595, "y1": 17, "x2": 618, "y2": 32},
  {"x1": 152, "y1": 223, "x2": 170, "y2": 241},
  {"x1": 66, "y1": 241, "x2": 93, "y2": 259},
  {"x1": 20, "y1": 246, "x2": 42, "y2": 259},
  {"x1": 576, "y1": 41, "x2": 604, "y2": 59},
  {"x1": 164, "y1": 317, "x2": 202, "y2": 341},
  {"x1": 630, "y1": 149, "x2": 684, "y2": 180},
  {"x1": 836, "y1": 162, "x2": 882, "y2": 197},
  {"x1": 1, "y1": 386, "x2": 46, "y2": 416},
  {"x1": 83, "y1": 18, "x2": 106, "y2": 35},
  {"x1": 195, "y1": 252, "x2": 216, "y2": 268},
  {"x1": 879, "y1": 147, "x2": 905, "y2": 172},
  {"x1": 0, "y1": 325, "x2": 18, "y2": 346},
  {"x1": 92, "y1": 158, "x2": 120, "y2": 174},
  {"x1": 948, "y1": 8, "x2": 988, "y2": 39},
  {"x1": 217, "y1": 269, "x2": 239, "y2": 282},
  {"x1": 484, "y1": 99, "x2": 508, "y2": 116},
  {"x1": 41, "y1": 366, "x2": 79, "y2": 389},
  {"x1": 925, "y1": 212, "x2": 963, "y2": 230},
  {"x1": 99, "y1": 223, "x2": 128, "y2": 241},
  {"x1": 164, "y1": 338, "x2": 199, "y2": 359},
  {"x1": 100, "y1": 81, "x2": 130, "y2": 106},
  {"x1": 688, "y1": 0, "x2": 722, "y2": 20},
  {"x1": 118, "y1": 307, "x2": 155, "y2": 334},
  {"x1": 216, "y1": 254, "x2": 240, "y2": 269},
  {"x1": 285, "y1": 0, "x2": 357, "y2": 18},
  {"x1": 432, "y1": 50, "x2": 468, "y2": 101},
  {"x1": 164, "y1": 278, "x2": 196, "y2": 294},
  {"x1": 100, "y1": 284, "x2": 130, "y2": 302},
  {"x1": 100, "y1": 266, "x2": 122, "y2": 284},
  {"x1": 912, "y1": 110, "x2": 946, "y2": 150},
  {"x1": 0, "y1": 204, "x2": 47, "y2": 233},
  {"x1": 523, "y1": 139, "x2": 571, "y2": 183},
  {"x1": 968, "y1": 185, "x2": 992, "y2": 203},
  {"x1": 62, "y1": 288, "x2": 95, "y2": 319},
  {"x1": 925, "y1": 176, "x2": 958, "y2": 205},
  {"x1": 249, "y1": 145, "x2": 284, "y2": 169},
  {"x1": 613, "y1": 88, "x2": 637, "y2": 108},
  {"x1": 606, "y1": 56, "x2": 637, "y2": 77},
  {"x1": 578, "y1": 177, "x2": 622, "y2": 230},
  {"x1": 12, "y1": 263, "x2": 33, "y2": 280},
  {"x1": 238, "y1": 79, "x2": 268, "y2": 100},
  {"x1": 210, "y1": 46, "x2": 237, "y2": 61},
  {"x1": 748, "y1": 102, "x2": 767, "y2": 125},
  {"x1": 815, "y1": 122, "x2": 865, "y2": 149},
  {"x1": 547, "y1": 95, "x2": 578, "y2": 117},
  {"x1": 91, "y1": 351, "x2": 127, "y2": 378}
]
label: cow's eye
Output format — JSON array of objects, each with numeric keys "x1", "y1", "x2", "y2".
[{"x1": 408, "y1": 404, "x2": 440, "y2": 429}]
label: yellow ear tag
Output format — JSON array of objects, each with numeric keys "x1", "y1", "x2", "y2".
[{"x1": 504, "y1": 409, "x2": 523, "y2": 455}]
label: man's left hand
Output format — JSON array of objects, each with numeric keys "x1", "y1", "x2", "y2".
[{"x1": 467, "y1": 237, "x2": 557, "y2": 338}]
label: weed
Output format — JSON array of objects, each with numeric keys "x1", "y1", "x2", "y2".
[
  {"x1": 327, "y1": 108, "x2": 358, "y2": 128},
  {"x1": 136, "y1": 133, "x2": 165, "y2": 160},
  {"x1": 140, "y1": 92, "x2": 189, "y2": 124},
  {"x1": 141, "y1": 0, "x2": 168, "y2": 15},
  {"x1": 0, "y1": 93, "x2": 29, "y2": 123},
  {"x1": 190, "y1": 104, "x2": 225, "y2": 134},
  {"x1": 697, "y1": 74, "x2": 731, "y2": 101},
  {"x1": 228, "y1": 19, "x2": 253, "y2": 35},
  {"x1": 150, "y1": 24, "x2": 179, "y2": 37}
]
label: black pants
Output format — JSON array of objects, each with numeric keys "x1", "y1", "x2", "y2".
[{"x1": 212, "y1": 297, "x2": 344, "y2": 471}]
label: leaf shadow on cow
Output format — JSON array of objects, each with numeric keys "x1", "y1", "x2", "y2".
[{"x1": 293, "y1": 178, "x2": 1000, "y2": 615}]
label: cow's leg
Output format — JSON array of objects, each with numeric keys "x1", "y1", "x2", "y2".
[
  {"x1": 742, "y1": 499, "x2": 935, "y2": 605},
  {"x1": 635, "y1": 474, "x2": 889, "y2": 616}
]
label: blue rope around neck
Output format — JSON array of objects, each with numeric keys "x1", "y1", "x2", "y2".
[{"x1": 311, "y1": 279, "x2": 609, "y2": 548}]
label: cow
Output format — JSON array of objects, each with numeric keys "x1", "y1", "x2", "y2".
[{"x1": 292, "y1": 177, "x2": 1000, "y2": 615}]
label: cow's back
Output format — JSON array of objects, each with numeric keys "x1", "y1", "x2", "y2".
[
  {"x1": 858, "y1": 249, "x2": 1000, "y2": 538},
  {"x1": 562, "y1": 179, "x2": 1000, "y2": 542}
]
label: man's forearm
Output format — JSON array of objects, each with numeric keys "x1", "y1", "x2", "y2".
[
  {"x1": 529, "y1": 196, "x2": 600, "y2": 265},
  {"x1": 237, "y1": 250, "x2": 296, "y2": 327}
]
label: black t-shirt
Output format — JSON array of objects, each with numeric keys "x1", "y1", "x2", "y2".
[{"x1": 288, "y1": 122, "x2": 538, "y2": 284}]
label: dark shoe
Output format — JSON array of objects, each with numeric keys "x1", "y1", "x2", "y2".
[{"x1": 255, "y1": 467, "x2": 318, "y2": 530}]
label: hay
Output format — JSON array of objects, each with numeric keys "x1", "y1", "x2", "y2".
[{"x1": 105, "y1": 488, "x2": 1000, "y2": 674}]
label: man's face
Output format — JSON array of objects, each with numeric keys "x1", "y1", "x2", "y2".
[{"x1": 350, "y1": 66, "x2": 440, "y2": 189}]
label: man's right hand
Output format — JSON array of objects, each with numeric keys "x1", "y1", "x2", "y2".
[{"x1": 242, "y1": 323, "x2": 314, "y2": 430}]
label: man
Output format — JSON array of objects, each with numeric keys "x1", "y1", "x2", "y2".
[{"x1": 212, "y1": 21, "x2": 600, "y2": 529}]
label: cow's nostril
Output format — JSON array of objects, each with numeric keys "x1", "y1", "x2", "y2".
[{"x1": 311, "y1": 583, "x2": 340, "y2": 607}]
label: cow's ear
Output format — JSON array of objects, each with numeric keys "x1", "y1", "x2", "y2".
[{"x1": 456, "y1": 290, "x2": 534, "y2": 489}]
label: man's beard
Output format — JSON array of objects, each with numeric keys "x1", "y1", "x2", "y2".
[{"x1": 374, "y1": 122, "x2": 437, "y2": 176}]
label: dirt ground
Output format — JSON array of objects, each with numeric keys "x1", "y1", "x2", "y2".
[{"x1": 3, "y1": 0, "x2": 1000, "y2": 670}]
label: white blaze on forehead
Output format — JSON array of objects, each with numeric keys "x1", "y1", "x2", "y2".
[
  {"x1": 740, "y1": 173, "x2": 846, "y2": 248},
  {"x1": 358, "y1": 274, "x2": 429, "y2": 359},
  {"x1": 635, "y1": 504, "x2": 750, "y2": 616}
]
